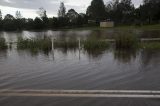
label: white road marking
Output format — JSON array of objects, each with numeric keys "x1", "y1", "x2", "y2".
[{"x1": 1, "y1": 89, "x2": 160, "y2": 98}]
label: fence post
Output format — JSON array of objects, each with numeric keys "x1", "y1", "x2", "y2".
[
  {"x1": 78, "y1": 38, "x2": 81, "y2": 60},
  {"x1": 52, "y1": 37, "x2": 54, "y2": 52},
  {"x1": 51, "y1": 37, "x2": 55, "y2": 60}
]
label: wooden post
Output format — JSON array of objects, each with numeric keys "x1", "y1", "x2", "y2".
[
  {"x1": 52, "y1": 37, "x2": 54, "y2": 52},
  {"x1": 78, "y1": 38, "x2": 81, "y2": 60},
  {"x1": 51, "y1": 37, "x2": 55, "y2": 60}
]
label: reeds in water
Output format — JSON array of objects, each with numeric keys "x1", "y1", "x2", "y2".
[
  {"x1": 83, "y1": 39, "x2": 109, "y2": 50},
  {"x1": 140, "y1": 42, "x2": 160, "y2": 49},
  {"x1": 115, "y1": 32, "x2": 138, "y2": 49},
  {"x1": 0, "y1": 37, "x2": 7, "y2": 50},
  {"x1": 54, "y1": 39, "x2": 78, "y2": 49},
  {"x1": 17, "y1": 37, "x2": 52, "y2": 51}
]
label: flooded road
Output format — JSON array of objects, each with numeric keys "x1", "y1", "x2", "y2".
[
  {"x1": 0, "y1": 48, "x2": 160, "y2": 90},
  {"x1": 0, "y1": 29, "x2": 160, "y2": 106}
]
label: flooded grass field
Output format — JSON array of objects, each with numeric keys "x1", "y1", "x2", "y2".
[{"x1": 0, "y1": 29, "x2": 160, "y2": 106}]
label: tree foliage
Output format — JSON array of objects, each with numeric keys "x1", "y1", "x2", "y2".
[
  {"x1": 37, "y1": 7, "x2": 47, "y2": 19},
  {"x1": 58, "y1": 2, "x2": 66, "y2": 18},
  {"x1": 86, "y1": 0, "x2": 106, "y2": 21},
  {"x1": 15, "y1": 11, "x2": 22, "y2": 19},
  {"x1": 0, "y1": 10, "x2": 2, "y2": 20},
  {"x1": 0, "y1": 10, "x2": 2, "y2": 30}
]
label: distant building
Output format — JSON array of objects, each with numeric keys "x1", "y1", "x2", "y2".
[{"x1": 100, "y1": 20, "x2": 114, "y2": 28}]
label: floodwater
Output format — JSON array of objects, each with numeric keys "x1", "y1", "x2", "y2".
[{"x1": 0, "y1": 29, "x2": 160, "y2": 106}]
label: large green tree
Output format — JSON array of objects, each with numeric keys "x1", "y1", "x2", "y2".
[
  {"x1": 15, "y1": 11, "x2": 22, "y2": 19},
  {"x1": 0, "y1": 10, "x2": 2, "y2": 20},
  {"x1": 0, "y1": 10, "x2": 2, "y2": 30},
  {"x1": 37, "y1": 7, "x2": 49, "y2": 28},
  {"x1": 3, "y1": 14, "x2": 17, "y2": 31},
  {"x1": 66, "y1": 9, "x2": 79, "y2": 25},
  {"x1": 34, "y1": 17, "x2": 44, "y2": 29},
  {"x1": 140, "y1": 0, "x2": 160, "y2": 24},
  {"x1": 105, "y1": 0, "x2": 134, "y2": 24},
  {"x1": 86, "y1": 0, "x2": 106, "y2": 21},
  {"x1": 58, "y1": 2, "x2": 66, "y2": 18}
]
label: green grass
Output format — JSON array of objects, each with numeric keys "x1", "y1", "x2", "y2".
[
  {"x1": 15, "y1": 36, "x2": 160, "y2": 53},
  {"x1": 82, "y1": 39, "x2": 109, "y2": 57},
  {"x1": 140, "y1": 42, "x2": 160, "y2": 49},
  {"x1": 0, "y1": 37, "x2": 8, "y2": 50},
  {"x1": 137, "y1": 24, "x2": 160, "y2": 30},
  {"x1": 16, "y1": 36, "x2": 110, "y2": 54},
  {"x1": 115, "y1": 32, "x2": 139, "y2": 49},
  {"x1": 17, "y1": 37, "x2": 79, "y2": 51},
  {"x1": 54, "y1": 39, "x2": 78, "y2": 49},
  {"x1": 83, "y1": 39, "x2": 109, "y2": 50},
  {"x1": 17, "y1": 37, "x2": 52, "y2": 51}
]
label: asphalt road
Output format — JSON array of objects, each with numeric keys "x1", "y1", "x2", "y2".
[
  {"x1": 0, "y1": 96, "x2": 160, "y2": 106},
  {"x1": 0, "y1": 89, "x2": 160, "y2": 106}
]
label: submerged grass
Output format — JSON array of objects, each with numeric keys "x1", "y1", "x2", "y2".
[
  {"x1": 83, "y1": 39, "x2": 109, "y2": 50},
  {"x1": 115, "y1": 32, "x2": 139, "y2": 49},
  {"x1": 17, "y1": 37, "x2": 52, "y2": 51},
  {"x1": 82, "y1": 39, "x2": 110, "y2": 57},
  {"x1": 140, "y1": 42, "x2": 160, "y2": 49},
  {"x1": 54, "y1": 39, "x2": 78, "y2": 49},
  {"x1": 15, "y1": 35, "x2": 160, "y2": 54},
  {"x1": 0, "y1": 37, "x2": 8, "y2": 50},
  {"x1": 17, "y1": 37, "x2": 110, "y2": 51}
]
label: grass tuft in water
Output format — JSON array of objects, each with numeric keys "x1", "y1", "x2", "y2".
[
  {"x1": 115, "y1": 32, "x2": 138, "y2": 49},
  {"x1": 83, "y1": 39, "x2": 109, "y2": 50},
  {"x1": 140, "y1": 42, "x2": 160, "y2": 49},
  {"x1": 0, "y1": 37, "x2": 8, "y2": 50},
  {"x1": 82, "y1": 39, "x2": 109, "y2": 57},
  {"x1": 54, "y1": 39, "x2": 78, "y2": 49},
  {"x1": 17, "y1": 37, "x2": 52, "y2": 51}
]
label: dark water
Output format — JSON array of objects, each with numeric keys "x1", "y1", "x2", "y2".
[
  {"x1": 0, "y1": 47, "x2": 160, "y2": 90},
  {"x1": 0, "y1": 30, "x2": 160, "y2": 106}
]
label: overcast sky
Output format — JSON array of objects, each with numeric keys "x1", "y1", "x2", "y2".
[{"x1": 0, "y1": 0, "x2": 143, "y2": 18}]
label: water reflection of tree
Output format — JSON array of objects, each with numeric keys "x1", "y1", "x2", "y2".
[
  {"x1": 0, "y1": 50, "x2": 7, "y2": 59},
  {"x1": 140, "y1": 49, "x2": 160, "y2": 66},
  {"x1": 88, "y1": 30, "x2": 105, "y2": 40},
  {"x1": 56, "y1": 48, "x2": 77, "y2": 55},
  {"x1": 84, "y1": 49, "x2": 107, "y2": 59},
  {"x1": 17, "y1": 49, "x2": 38, "y2": 57},
  {"x1": 114, "y1": 49, "x2": 137, "y2": 63}
]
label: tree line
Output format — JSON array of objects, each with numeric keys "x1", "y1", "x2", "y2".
[
  {"x1": 0, "y1": 0, "x2": 160, "y2": 31},
  {"x1": 104, "y1": 0, "x2": 160, "y2": 25}
]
